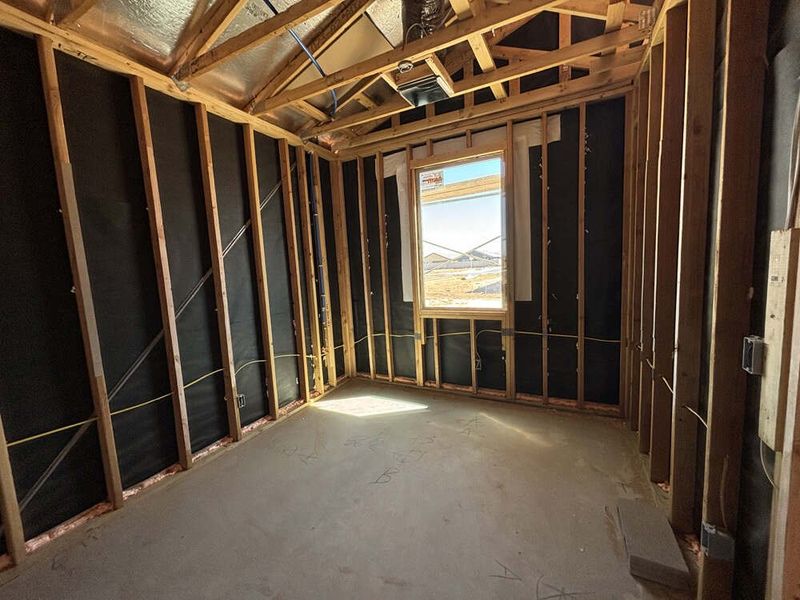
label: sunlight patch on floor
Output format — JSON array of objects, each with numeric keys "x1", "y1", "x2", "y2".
[{"x1": 314, "y1": 395, "x2": 428, "y2": 417}]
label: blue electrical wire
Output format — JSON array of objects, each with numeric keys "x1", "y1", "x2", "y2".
[{"x1": 262, "y1": 0, "x2": 338, "y2": 117}]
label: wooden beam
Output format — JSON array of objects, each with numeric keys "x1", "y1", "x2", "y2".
[
  {"x1": 490, "y1": 45, "x2": 646, "y2": 73},
  {"x1": 619, "y1": 90, "x2": 634, "y2": 413},
  {"x1": 600, "y1": 0, "x2": 626, "y2": 56},
  {"x1": 433, "y1": 319, "x2": 441, "y2": 387},
  {"x1": 376, "y1": 153, "x2": 394, "y2": 381},
  {"x1": 0, "y1": 413, "x2": 25, "y2": 564},
  {"x1": 771, "y1": 267, "x2": 800, "y2": 597},
  {"x1": 639, "y1": 43, "x2": 663, "y2": 460},
  {"x1": 0, "y1": 3, "x2": 300, "y2": 144},
  {"x1": 311, "y1": 153, "x2": 339, "y2": 387},
  {"x1": 295, "y1": 148, "x2": 326, "y2": 395},
  {"x1": 549, "y1": 0, "x2": 643, "y2": 22},
  {"x1": 490, "y1": 46, "x2": 589, "y2": 71},
  {"x1": 650, "y1": 5, "x2": 686, "y2": 486},
  {"x1": 668, "y1": 0, "x2": 715, "y2": 534},
  {"x1": 316, "y1": 30, "x2": 644, "y2": 136},
  {"x1": 335, "y1": 75, "x2": 382, "y2": 112},
  {"x1": 407, "y1": 145, "x2": 425, "y2": 386},
  {"x1": 57, "y1": 0, "x2": 99, "y2": 25},
  {"x1": 194, "y1": 104, "x2": 242, "y2": 442},
  {"x1": 577, "y1": 102, "x2": 586, "y2": 407},
  {"x1": 449, "y1": 0, "x2": 506, "y2": 100},
  {"x1": 356, "y1": 156, "x2": 376, "y2": 378},
  {"x1": 290, "y1": 100, "x2": 330, "y2": 123},
  {"x1": 559, "y1": 13, "x2": 571, "y2": 82},
  {"x1": 129, "y1": 76, "x2": 193, "y2": 469},
  {"x1": 542, "y1": 112, "x2": 550, "y2": 404},
  {"x1": 504, "y1": 121, "x2": 516, "y2": 400},
  {"x1": 243, "y1": 124, "x2": 281, "y2": 418},
  {"x1": 470, "y1": 319, "x2": 478, "y2": 393},
  {"x1": 36, "y1": 36, "x2": 124, "y2": 509},
  {"x1": 170, "y1": 0, "x2": 248, "y2": 77},
  {"x1": 177, "y1": 0, "x2": 344, "y2": 79},
  {"x1": 699, "y1": 1, "x2": 769, "y2": 596},
  {"x1": 331, "y1": 161, "x2": 356, "y2": 376},
  {"x1": 255, "y1": 0, "x2": 568, "y2": 113},
  {"x1": 278, "y1": 140, "x2": 311, "y2": 400},
  {"x1": 246, "y1": 0, "x2": 375, "y2": 112},
  {"x1": 323, "y1": 63, "x2": 637, "y2": 140},
  {"x1": 629, "y1": 71, "x2": 649, "y2": 432},
  {"x1": 340, "y1": 80, "x2": 631, "y2": 158},
  {"x1": 451, "y1": 25, "x2": 646, "y2": 96}
]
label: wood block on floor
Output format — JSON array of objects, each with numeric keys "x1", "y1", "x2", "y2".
[{"x1": 617, "y1": 498, "x2": 690, "y2": 590}]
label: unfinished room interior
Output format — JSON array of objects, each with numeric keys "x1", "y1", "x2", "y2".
[{"x1": 0, "y1": 0, "x2": 799, "y2": 598}]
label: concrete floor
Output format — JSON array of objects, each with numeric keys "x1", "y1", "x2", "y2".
[{"x1": 0, "y1": 380, "x2": 690, "y2": 599}]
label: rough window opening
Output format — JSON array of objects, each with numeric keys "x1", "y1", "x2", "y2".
[{"x1": 416, "y1": 153, "x2": 506, "y2": 311}]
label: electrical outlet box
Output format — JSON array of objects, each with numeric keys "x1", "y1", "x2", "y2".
[{"x1": 759, "y1": 229, "x2": 800, "y2": 451}]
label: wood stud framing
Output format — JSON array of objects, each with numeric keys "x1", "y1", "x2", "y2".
[
  {"x1": 629, "y1": 70, "x2": 649, "y2": 433},
  {"x1": 668, "y1": 0, "x2": 715, "y2": 534},
  {"x1": 311, "y1": 154, "x2": 339, "y2": 387},
  {"x1": 577, "y1": 103, "x2": 586, "y2": 408},
  {"x1": 130, "y1": 76, "x2": 193, "y2": 469},
  {"x1": 0, "y1": 413, "x2": 25, "y2": 564},
  {"x1": 356, "y1": 156, "x2": 376, "y2": 378},
  {"x1": 504, "y1": 121, "x2": 516, "y2": 400},
  {"x1": 699, "y1": 1, "x2": 769, "y2": 595},
  {"x1": 4, "y1": 4, "x2": 790, "y2": 594},
  {"x1": 407, "y1": 145, "x2": 425, "y2": 386},
  {"x1": 243, "y1": 124, "x2": 281, "y2": 418},
  {"x1": 37, "y1": 36, "x2": 124, "y2": 509},
  {"x1": 375, "y1": 153, "x2": 394, "y2": 381},
  {"x1": 649, "y1": 6, "x2": 686, "y2": 485},
  {"x1": 541, "y1": 113, "x2": 550, "y2": 403},
  {"x1": 619, "y1": 90, "x2": 633, "y2": 414},
  {"x1": 639, "y1": 43, "x2": 663, "y2": 461},
  {"x1": 331, "y1": 161, "x2": 356, "y2": 376},
  {"x1": 278, "y1": 140, "x2": 311, "y2": 401},
  {"x1": 296, "y1": 148, "x2": 325, "y2": 395},
  {"x1": 195, "y1": 103, "x2": 243, "y2": 442}
]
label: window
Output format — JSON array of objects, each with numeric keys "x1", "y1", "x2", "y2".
[{"x1": 414, "y1": 149, "x2": 506, "y2": 312}]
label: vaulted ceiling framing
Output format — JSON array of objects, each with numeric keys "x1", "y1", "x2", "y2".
[{"x1": 4, "y1": 0, "x2": 655, "y2": 156}]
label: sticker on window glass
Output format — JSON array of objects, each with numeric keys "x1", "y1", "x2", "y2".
[{"x1": 420, "y1": 169, "x2": 444, "y2": 191}]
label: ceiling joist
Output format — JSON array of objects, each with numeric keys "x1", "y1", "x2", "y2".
[
  {"x1": 490, "y1": 41, "x2": 645, "y2": 73},
  {"x1": 176, "y1": 0, "x2": 345, "y2": 80},
  {"x1": 254, "y1": 0, "x2": 568, "y2": 115},
  {"x1": 308, "y1": 24, "x2": 646, "y2": 136},
  {"x1": 170, "y1": 0, "x2": 249, "y2": 77},
  {"x1": 336, "y1": 64, "x2": 637, "y2": 156}
]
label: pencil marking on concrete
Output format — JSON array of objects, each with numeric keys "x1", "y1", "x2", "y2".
[
  {"x1": 370, "y1": 466, "x2": 400, "y2": 484},
  {"x1": 489, "y1": 560, "x2": 521, "y2": 581}
]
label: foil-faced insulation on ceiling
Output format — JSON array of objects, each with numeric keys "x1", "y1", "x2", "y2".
[
  {"x1": 193, "y1": 0, "x2": 336, "y2": 106},
  {"x1": 70, "y1": 0, "x2": 212, "y2": 71},
  {"x1": 365, "y1": 0, "x2": 404, "y2": 47}
]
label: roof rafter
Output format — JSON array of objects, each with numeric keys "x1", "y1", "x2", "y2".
[
  {"x1": 170, "y1": 0, "x2": 249, "y2": 77},
  {"x1": 308, "y1": 24, "x2": 646, "y2": 135},
  {"x1": 255, "y1": 0, "x2": 568, "y2": 115},
  {"x1": 176, "y1": 0, "x2": 345, "y2": 80}
]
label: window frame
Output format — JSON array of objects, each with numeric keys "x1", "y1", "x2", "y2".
[{"x1": 410, "y1": 142, "x2": 509, "y2": 319}]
